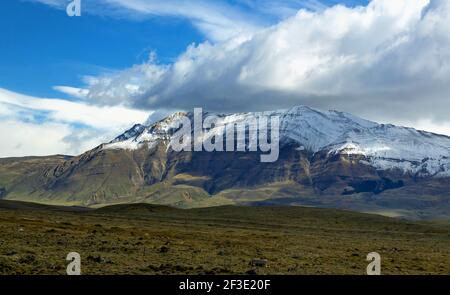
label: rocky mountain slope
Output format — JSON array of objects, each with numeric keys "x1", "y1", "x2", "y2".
[{"x1": 1, "y1": 106, "x2": 449, "y2": 219}]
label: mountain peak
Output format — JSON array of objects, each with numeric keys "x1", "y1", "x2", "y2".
[
  {"x1": 3, "y1": 105, "x2": 450, "y2": 217},
  {"x1": 103, "y1": 106, "x2": 450, "y2": 177}
]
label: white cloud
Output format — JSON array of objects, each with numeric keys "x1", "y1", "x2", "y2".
[
  {"x1": 28, "y1": 0, "x2": 330, "y2": 41},
  {"x1": 236, "y1": 0, "x2": 328, "y2": 19},
  {"x1": 52, "y1": 86, "x2": 89, "y2": 99},
  {"x1": 66, "y1": 0, "x2": 450, "y2": 136},
  {"x1": 0, "y1": 88, "x2": 150, "y2": 157},
  {"x1": 0, "y1": 88, "x2": 149, "y2": 129},
  {"x1": 27, "y1": 0, "x2": 270, "y2": 41},
  {"x1": 0, "y1": 120, "x2": 72, "y2": 158},
  {"x1": 103, "y1": 0, "x2": 265, "y2": 41}
]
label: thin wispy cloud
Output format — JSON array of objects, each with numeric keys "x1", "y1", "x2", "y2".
[
  {"x1": 27, "y1": 0, "x2": 328, "y2": 41},
  {"x1": 236, "y1": 0, "x2": 328, "y2": 19},
  {"x1": 28, "y1": 0, "x2": 256, "y2": 41},
  {"x1": 0, "y1": 88, "x2": 150, "y2": 157},
  {"x1": 102, "y1": 0, "x2": 264, "y2": 41}
]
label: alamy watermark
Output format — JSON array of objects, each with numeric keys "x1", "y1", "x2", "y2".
[
  {"x1": 169, "y1": 108, "x2": 280, "y2": 163},
  {"x1": 366, "y1": 252, "x2": 381, "y2": 275},
  {"x1": 66, "y1": 252, "x2": 81, "y2": 275},
  {"x1": 66, "y1": 0, "x2": 81, "y2": 17},
  {"x1": 65, "y1": 251, "x2": 382, "y2": 275}
]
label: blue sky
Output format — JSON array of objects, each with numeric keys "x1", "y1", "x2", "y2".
[
  {"x1": 2, "y1": 0, "x2": 450, "y2": 157},
  {"x1": 0, "y1": 0, "x2": 205, "y2": 98},
  {"x1": 1, "y1": 0, "x2": 367, "y2": 98}
]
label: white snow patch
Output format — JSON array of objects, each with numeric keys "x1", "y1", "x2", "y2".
[{"x1": 102, "y1": 106, "x2": 450, "y2": 177}]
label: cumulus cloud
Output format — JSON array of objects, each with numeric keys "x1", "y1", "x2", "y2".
[
  {"x1": 0, "y1": 88, "x2": 150, "y2": 157},
  {"x1": 58, "y1": 0, "x2": 450, "y2": 136}
]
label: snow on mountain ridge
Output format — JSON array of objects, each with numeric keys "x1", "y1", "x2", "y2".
[
  {"x1": 103, "y1": 106, "x2": 450, "y2": 177},
  {"x1": 327, "y1": 123, "x2": 450, "y2": 177}
]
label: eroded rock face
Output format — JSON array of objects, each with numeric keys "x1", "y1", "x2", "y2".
[{"x1": 0, "y1": 141, "x2": 433, "y2": 205}]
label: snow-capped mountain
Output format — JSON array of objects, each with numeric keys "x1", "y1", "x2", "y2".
[
  {"x1": 2, "y1": 105, "x2": 450, "y2": 219},
  {"x1": 104, "y1": 106, "x2": 450, "y2": 178}
]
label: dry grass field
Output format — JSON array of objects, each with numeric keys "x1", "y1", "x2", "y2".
[{"x1": 0, "y1": 201, "x2": 449, "y2": 275}]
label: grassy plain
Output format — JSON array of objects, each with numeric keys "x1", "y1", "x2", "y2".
[{"x1": 0, "y1": 201, "x2": 448, "y2": 275}]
